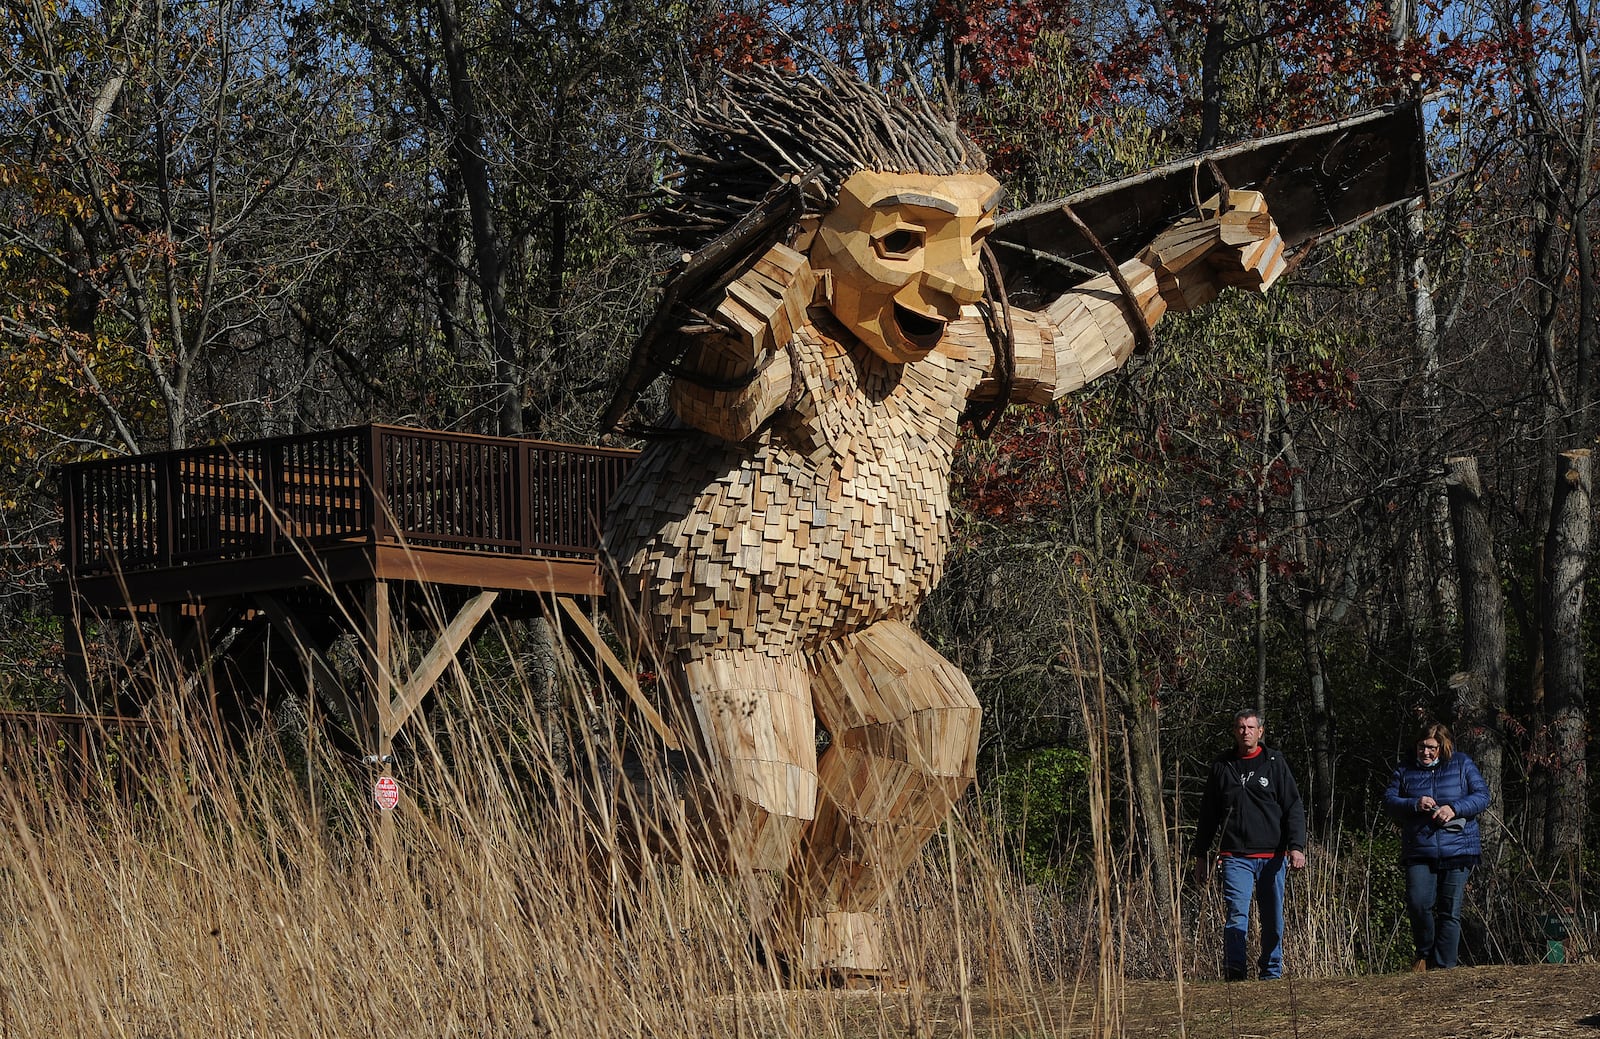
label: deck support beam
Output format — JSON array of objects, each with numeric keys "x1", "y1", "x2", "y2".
[
  {"x1": 555, "y1": 596, "x2": 679, "y2": 751},
  {"x1": 382, "y1": 590, "x2": 499, "y2": 744},
  {"x1": 52, "y1": 423, "x2": 635, "y2": 733},
  {"x1": 362, "y1": 580, "x2": 397, "y2": 761},
  {"x1": 63, "y1": 602, "x2": 93, "y2": 715},
  {"x1": 249, "y1": 594, "x2": 363, "y2": 744},
  {"x1": 253, "y1": 586, "x2": 501, "y2": 752}
]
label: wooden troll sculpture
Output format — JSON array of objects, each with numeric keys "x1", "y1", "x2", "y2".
[{"x1": 601, "y1": 65, "x2": 1285, "y2": 978}]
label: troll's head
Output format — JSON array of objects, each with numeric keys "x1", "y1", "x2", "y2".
[{"x1": 651, "y1": 63, "x2": 1001, "y2": 365}]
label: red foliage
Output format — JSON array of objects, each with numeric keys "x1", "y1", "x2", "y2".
[
  {"x1": 687, "y1": 7, "x2": 793, "y2": 71},
  {"x1": 1089, "y1": 0, "x2": 1505, "y2": 139},
  {"x1": 955, "y1": 404, "x2": 1088, "y2": 522},
  {"x1": 954, "y1": 366, "x2": 1331, "y2": 641},
  {"x1": 922, "y1": 0, "x2": 1082, "y2": 90},
  {"x1": 1281, "y1": 359, "x2": 1359, "y2": 410}
]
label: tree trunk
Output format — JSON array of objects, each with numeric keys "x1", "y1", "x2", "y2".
[
  {"x1": 1574, "y1": 163, "x2": 1597, "y2": 443},
  {"x1": 1388, "y1": 0, "x2": 1454, "y2": 626},
  {"x1": 1197, "y1": 6, "x2": 1227, "y2": 150},
  {"x1": 1295, "y1": 597, "x2": 1335, "y2": 834},
  {"x1": 1401, "y1": 200, "x2": 1455, "y2": 623},
  {"x1": 1568, "y1": 51, "x2": 1598, "y2": 443},
  {"x1": 1540, "y1": 449, "x2": 1590, "y2": 889},
  {"x1": 1123, "y1": 689, "x2": 1173, "y2": 920},
  {"x1": 1274, "y1": 380, "x2": 1335, "y2": 833},
  {"x1": 1105, "y1": 609, "x2": 1174, "y2": 964},
  {"x1": 1443, "y1": 456, "x2": 1505, "y2": 855},
  {"x1": 435, "y1": 0, "x2": 519, "y2": 436},
  {"x1": 1255, "y1": 339, "x2": 1272, "y2": 720},
  {"x1": 525, "y1": 612, "x2": 568, "y2": 772}
]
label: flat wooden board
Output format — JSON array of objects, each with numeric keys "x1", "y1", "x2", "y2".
[{"x1": 989, "y1": 102, "x2": 1429, "y2": 309}]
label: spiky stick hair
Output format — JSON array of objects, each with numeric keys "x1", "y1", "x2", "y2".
[{"x1": 647, "y1": 60, "x2": 988, "y2": 251}]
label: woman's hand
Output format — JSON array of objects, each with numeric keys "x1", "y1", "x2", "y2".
[
  {"x1": 1432, "y1": 804, "x2": 1456, "y2": 824},
  {"x1": 1417, "y1": 796, "x2": 1438, "y2": 812}
]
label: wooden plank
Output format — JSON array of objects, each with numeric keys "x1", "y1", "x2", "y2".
[
  {"x1": 371, "y1": 545, "x2": 605, "y2": 596},
  {"x1": 382, "y1": 591, "x2": 499, "y2": 742},
  {"x1": 991, "y1": 101, "x2": 1428, "y2": 309},
  {"x1": 58, "y1": 544, "x2": 607, "y2": 614},
  {"x1": 555, "y1": 595, "x2": 680, "y2": 751}
]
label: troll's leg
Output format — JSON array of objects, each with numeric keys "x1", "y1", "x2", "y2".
[
  {"x1": 675, "y1": 649, "x2": 818, "y2": 873},
  {"x1": 778, "y1": 620, "x2": 981, "y2": 973}
]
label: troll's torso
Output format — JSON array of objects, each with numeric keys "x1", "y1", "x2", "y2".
[{"x1": 603, "y1": 314, "x2": 988, "y2": 658}]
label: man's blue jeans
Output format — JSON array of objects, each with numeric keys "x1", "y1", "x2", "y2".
[
  {"x1": 1405, "y1": 863, "x2": 1469, "y2": 968},
  {"x1": 1219, "y1": 854, "x2": 1287, "y2": 979}
]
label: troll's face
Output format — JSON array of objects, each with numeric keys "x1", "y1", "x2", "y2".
[{"x1": 810, "y1": 170, "x2": 1002, "y2": 364}]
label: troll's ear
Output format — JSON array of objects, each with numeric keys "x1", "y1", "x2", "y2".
[{"x1": 790, "y1": 214, "x2": 822, "y2": 253}]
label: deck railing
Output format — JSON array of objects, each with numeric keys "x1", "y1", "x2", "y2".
[
  {"x1": 60, "y1": 424, "x2": 638, "y2": 577},
  {"x1": 0, "y1": 711, "x2": 159, "y2": 802}
]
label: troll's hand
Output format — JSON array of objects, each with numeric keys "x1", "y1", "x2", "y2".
[{"x1": 1138, "y1": 191, "x2": 1286, "y2": 314}]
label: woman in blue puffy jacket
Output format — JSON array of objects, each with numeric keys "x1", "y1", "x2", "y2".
[{"x1": 1383, "y1": 721, "x2": 1490, "y2": 971}]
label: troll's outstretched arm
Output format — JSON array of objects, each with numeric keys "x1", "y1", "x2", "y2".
[{"x1": 976, "y1": 191, "x2": 1287, "y2": 406}]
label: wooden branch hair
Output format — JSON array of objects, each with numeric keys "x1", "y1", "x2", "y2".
[{"x1": 647, "y1": 60, "x2": 986, "y2": 252}]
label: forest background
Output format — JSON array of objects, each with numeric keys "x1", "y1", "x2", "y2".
[{"x1": 3, "y1": 0, "x2": 1597, "y2": 975}]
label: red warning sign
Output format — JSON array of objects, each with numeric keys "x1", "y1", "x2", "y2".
[{"x1": 373, "y1": 775, "x2": 400, "y2": 811}]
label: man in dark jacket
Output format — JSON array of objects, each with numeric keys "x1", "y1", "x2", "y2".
[{"x1": 1192, "y1": 709, "x2": 1308, "y2": 980}]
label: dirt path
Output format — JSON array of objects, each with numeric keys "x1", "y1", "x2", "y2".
[
  {"x1": 1116, "y1": 963, "x2": 1600, "y2": 1038},
  {"x1": 745, "y1": 963, "x2": 1600, "y2": 1038}
]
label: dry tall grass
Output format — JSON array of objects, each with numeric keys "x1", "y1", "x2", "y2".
[
  {"x1": 0, "y1": 652, "x2": 1118, "y2": 1039},
  {"x1": 2, "y1": 640, "x2": 1575, "y2": 1038}
]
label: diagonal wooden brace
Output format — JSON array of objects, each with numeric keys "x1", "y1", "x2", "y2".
[
  {"x1": 555, "y1": 596, "x2": 680, "y2": 751},
  {"x1": 382, "y1": 590, "x2": 499, "y2": 743}
]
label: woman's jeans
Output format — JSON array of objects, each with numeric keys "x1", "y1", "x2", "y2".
[
  {"x1": 1220, "y1": 855, "x2": 1287, "y2": 979},
  {"x1": 1405, "y1": 862, "x2": 1470, "y2": 968}
]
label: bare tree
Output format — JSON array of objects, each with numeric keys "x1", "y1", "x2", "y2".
[
  {"x1": 1540, "y1": 449, "x2": 1589, "y2": 886},
  {"x1": 2, "y1": 0, "x2": 354, "y2": 453},
  {"x1": 327, "y1": 0, "x2": 678, "y2": 439},
  {"x1": 1444, "y1": 455, "x2": 1506, "y2": 855}
]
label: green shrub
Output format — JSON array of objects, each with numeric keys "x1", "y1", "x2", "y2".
[{"x1": 986, "y1": 745, "x2": 1093, "y2": 886}]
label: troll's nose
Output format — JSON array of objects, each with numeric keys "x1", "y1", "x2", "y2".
[{"x1": 923, "y1": 255, "x2": 986, "y2": 305}]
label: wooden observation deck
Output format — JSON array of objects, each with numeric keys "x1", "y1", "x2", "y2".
[{"x1": 53, "y1": 424, "x2": 645, "y2": 758}]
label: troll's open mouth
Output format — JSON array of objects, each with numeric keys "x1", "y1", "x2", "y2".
[{"x1": 893, "y1": 303, "x2": 947, "y2": 352}]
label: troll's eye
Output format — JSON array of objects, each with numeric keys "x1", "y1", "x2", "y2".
[{"x1": 875, "y1": 228, "x2": 923, "y2": 258}]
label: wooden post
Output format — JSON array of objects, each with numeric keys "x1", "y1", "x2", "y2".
[
  {"x1": 359, "y1": 580, "x2": 394, "y2": 755},
  {"x1": 159, "y1": 453, "x2": 178, "y2": 568},
  {"x1": 366, "y1": 426, "x2": 391, "y2": 545},
  {"x1": 264, "y1": 437, "x2": 284, "y2": 555},
  {"x1": 363, "y1": 579, "x2": 398, "y2": 861},
  {"x1": 518, "y1": 440, "x2": 534, "y2": 555},
  {"x1": 59, "y1": 466, "x2": 81, "y2": 577},
  {"x1": 303, "y1": 643, "x2": 318, "y2": 829},
  {"x1": 63, "y1": 601, "x2": 93, "y2": 715}
]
